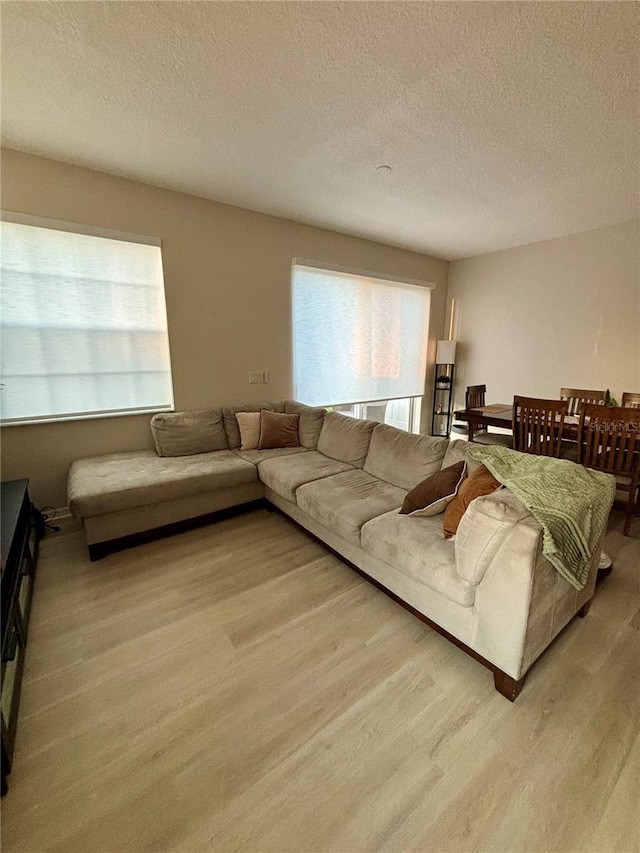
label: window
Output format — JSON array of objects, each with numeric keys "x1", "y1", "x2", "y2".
[
  {"x1": 292, "y1": 262, "x2": 432, "y2": 431},
  {"x1": 332, "y1": 397, "x2": 422, "y2": 433},
  {"x1": 1, "y1": 214, "x2": 173, "y2": 424}
]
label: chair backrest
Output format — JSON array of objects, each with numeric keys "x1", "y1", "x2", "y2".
[
  {"x1": 513, "y1": 396, "x2": 568, "y2": 457},
  {"x1": 578, "y1": 404, "x2": 640, "y2": 476},
  {"x1": 560, "y1": 387, "x2": 606, "y2": 416},
  {"x1": 465, "y1": 384, "x2": 486, "y2": 409},
  {"x1": 622, "y1": 392, "x2": 640, "y2": 409}
]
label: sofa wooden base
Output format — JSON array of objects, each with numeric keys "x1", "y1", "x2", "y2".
[
  {"x1": 493, "y1": 671, "x2": 526, "y2": 701},
  {"x1": 577, "y1": 600, "x2": 592, "y2": 618},
  {"x1": 87, "y1": 499, "x2": 266, "y2": 561}
]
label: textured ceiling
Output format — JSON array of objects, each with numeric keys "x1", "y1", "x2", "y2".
[{"x1": 1, "y1": 1, "x2": 638, "y2": 260}]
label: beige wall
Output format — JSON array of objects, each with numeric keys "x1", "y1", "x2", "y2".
[
  {"x1": 1, "y1": 148, "x2": 449, "y2": 507},
  {"x1": 447, "y1": 221, "x2": 640, "y2": 411}
]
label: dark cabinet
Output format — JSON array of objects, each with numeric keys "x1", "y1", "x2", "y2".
[{"x1": 1, "y1": 479, "x2": 39, "y2": 795}]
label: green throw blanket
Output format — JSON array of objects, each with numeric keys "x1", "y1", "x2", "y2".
[{"x1": 467, "y1": 445, "x2": 616, "y2": 590}]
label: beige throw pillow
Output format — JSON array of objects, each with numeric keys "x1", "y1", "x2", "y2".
[{"x1": 236, "y1": 411, "x2": 261, "y2": 450}]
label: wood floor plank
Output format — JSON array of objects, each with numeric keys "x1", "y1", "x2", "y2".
[{"x1": 2, "y1": 507, "x2": 638, "y2": 853}]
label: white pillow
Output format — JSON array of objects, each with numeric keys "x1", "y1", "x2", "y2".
[{"x1": 236, "y1": 411, "x2": 261, "y2": 450}]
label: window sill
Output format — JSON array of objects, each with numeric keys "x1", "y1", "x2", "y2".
[{"x1": 1, "y1": 407, "x2": 174, "y2": 427}]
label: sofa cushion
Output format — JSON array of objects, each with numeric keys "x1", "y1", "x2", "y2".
[
  {"x1": 296, "y1": 469, "x2": 406, "y2": 545},
  {"x1": 150, "y1": 409, "x2": 228, "y2": 457},
  {"x1": 258, "y1": 451, "x2": 354, "y2": 502},
  {"x1": 222, "y1": 401, "x2": 286, "y2": 449},
  {"x1": 68, "y1": 450, "x2": 258, "y2": 518},
  {"x1": 316, "y1": 412, "x2": 377, "y2": 467},
  {"x1": 364, "y1": 423, "x2": 448, "y2": 490},
  {"x1": 236, "y1": 411, "x2": 261, "y2": 450},
  {"x1": 284, "y1": 401, "x2": 327, "y2": 450},
  {"x1": 400, "y1": 461, "x2": 466, "y2": 517},
  {"x1": 258, "y1": 410, "x2": 300, "y2": 449},
  {"x1": 233, "y1": 446, "x2": 309, "y2": 465},
  {"x1": 443, "y1": 465, "x2": 502, "y2": 539},
  {"x1": 361, "y1": 509, "x2": 475, "y2": 607},
  {"x1": 455, "y1": 489, "x2": 531, "y2": 586}
]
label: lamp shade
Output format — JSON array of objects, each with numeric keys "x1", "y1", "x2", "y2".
[{"x1": 436, "y1": 340, "x2": 457, "y2": 365}]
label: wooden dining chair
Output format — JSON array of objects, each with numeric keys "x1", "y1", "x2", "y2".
[
  {"x1": 578, "y1": 403, "x2": 640, "y2": 536},
  {"x1": 560, "y1": 388, "x2": 606, "y2": 416},
  {"x1": 622, "y1": 392, "x2": 640, "y2": 409},
  {"x1": 512, "y1": 396, "x2": 569, "y2": 457},
  {"x1": 462, "y1": 384, "x2": 488, "y2": 435},
  {"x1": 466, "y1": 384, "x2": 486, "y2": 410},
  {"x1": 463, "y1": 384, "x2": 512, "y2": 446}
]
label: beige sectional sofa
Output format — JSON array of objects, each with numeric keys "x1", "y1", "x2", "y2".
[{"x1": 68, "y1": 400, "x2": 602, "y2": 700}]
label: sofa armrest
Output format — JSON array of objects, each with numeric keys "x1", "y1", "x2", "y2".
[
  {"x1": 457, "y1": 489, "x2": 599, "y2": 680},
  {"x1": 455, "y1": 488, "x2": 531, "y2": 586}
]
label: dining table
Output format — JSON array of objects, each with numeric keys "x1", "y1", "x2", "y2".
[{"x1": 453, "y1": 403, "x2": 580, "y2": 443}]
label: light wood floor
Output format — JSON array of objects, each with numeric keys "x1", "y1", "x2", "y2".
[{"x1": 2, "y1": 507, "x2": 639, "y2": 853}]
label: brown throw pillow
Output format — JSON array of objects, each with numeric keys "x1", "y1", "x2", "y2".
[
  {"x1": 400, "y1": 461, "x2": 466, "y2": 517},
  {"x1": 258, "y1": 410, "x2": 300, "y2": 449},
  {"x1": 443, "y1": 464, "x2": 502, "y2": 539}
]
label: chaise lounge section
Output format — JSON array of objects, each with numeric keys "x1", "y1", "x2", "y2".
[{"x1": 67, "y1": 400, "x2": 605, "y2": 700}]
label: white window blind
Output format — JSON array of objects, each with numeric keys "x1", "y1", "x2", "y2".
[
  {"x1": 292, "y1": 263, "x2": 432, "y2": 407},
  {"x1": 0, "y1": 215, "x2": 174, "y2": 424}
]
